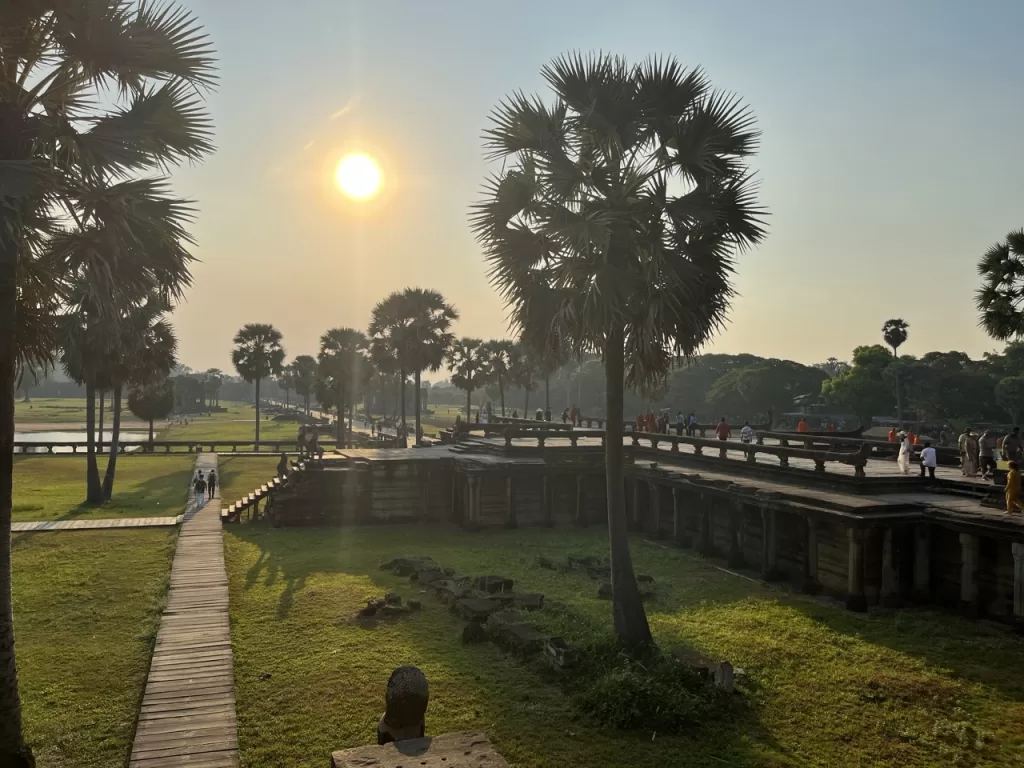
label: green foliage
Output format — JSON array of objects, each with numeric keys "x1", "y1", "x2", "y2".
[
  {"x1": 315, "y1": 328, "x2": 368, "y2": 413},
  {"x1": 882, "y1": 318, "x2": 909, "y2": 355},
  {"x1": 446, "y1": 337, "x2": 490, "y2": 411},
  {"x1": 706, "y1": 359, "x2": 825, "y2": 421},
  {"x1": 995, "y1": 376, "x2": 1024, "y2": 424},
  {"x1": 977, "y1": 229, "x2": 1024, "y2": 340},
  {"x1": 127, "y1": 380, "x2": 175, "y2": 424},
  {"x1": 231, "y1": 324, "x2": 285, "y2": 384},
  {"x1": 565, "y1": 642, "x2": 731, "y2": 733}
]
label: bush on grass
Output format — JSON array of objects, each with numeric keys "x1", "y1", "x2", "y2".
[{"x1": 562, "y1": 641, "x2": 734, "y2": 734}]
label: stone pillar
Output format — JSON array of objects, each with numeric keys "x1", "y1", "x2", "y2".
[
  {"x1": 846, "y1": 527, "x2": 867, "y2": 612},
  {"x1": 672, "y1": 486, "x2": 686, "y2": 547},
  {"x1": 575, "y1": 475, "x2": 586, "y2": 527},
  {"x1": 959, "y1": 532, "x2": 980, "y2": 617},
  {"x1": 1012, "y1": 542, "x2": 1024, "y2": 623},
  {"x1": 760, "y1": 505, "x2": 779, "y2": 580},
  {"x1": 913, "y1": 524, "x2": 931, "y2": 601},
  {"x1": 505, "y1": 475, "x2": 517, "y2": 528},
  {"x1": 802, "y1": 518, "x2": 821, "y2": 594},
  {"x1": 467, "y1": 475, "x2": 480, "y2": 527},
  {"x1": 699, "y1": 494, "x2": 713, "y2": 556},
  {"x1": 631, "y1": 480, "x2": 642, "y2": 532},
  {"x1": 880, "y1": 526, "x2": 901, "y2": 608},
  {"x1": 648, "y1": 481, "x2": 661, "y2": 536},
  {"x1": 727, "y1": 500, "x2": 745, "y2": 569},
  {"x1": 543, "y1": 474, "x2": 553, "y2": 527}
]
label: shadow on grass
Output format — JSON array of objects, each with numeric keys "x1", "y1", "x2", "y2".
[{"x1": 224, "y1": 523, "x2": 774, "y2": 768}]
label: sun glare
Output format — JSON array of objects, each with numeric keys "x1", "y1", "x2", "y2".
[{"x1": 335, "y1": 153, "x2": 381, "y2": 200}]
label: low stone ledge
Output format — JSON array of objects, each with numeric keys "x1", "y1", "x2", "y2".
[{"x1": 330, "y1": 730, "x2": 509, "y2": 767}]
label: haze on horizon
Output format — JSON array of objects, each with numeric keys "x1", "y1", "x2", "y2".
[{"x1": 171, "y1": 0, "x2": 1024, "y2": 374}]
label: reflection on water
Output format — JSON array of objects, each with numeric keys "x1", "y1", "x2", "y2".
[{"x1": 15, "y1": 431, "x2": 150, "y2": 454}]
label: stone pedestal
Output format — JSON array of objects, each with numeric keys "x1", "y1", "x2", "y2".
[
  {"x1": 331, "y1": 730, "x2": 510, "y2": 768},
  {"x1": 505, "y1": 475, "x2": 517, "y2": 528},
  {"x1": 913, "y1": 524, "x2": 931, "y2": 601},
  {"x1": 672, "y1": 486, "x2": 686, "y2": 547},
  {"x1": 959, "y1": 532, "x2": 980, "y2": 617},
  {"x1": 1012, "y1": 542, "x2": 1024, "y2": 625},
  {"x1": 846, "y1": 527, "x2": 867, "y2": 612},
  {"x1": 880, "y1": 526, "x2": 902, "y2": 608},
  {"x1": 802, "y1": 518, "x2": 822, "y2": 594},
  {"x1": 760, "y1": 506, "x2": 780, "y2": 580}
]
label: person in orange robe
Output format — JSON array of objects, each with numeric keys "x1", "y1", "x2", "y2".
[
  {"x1": 888, "y1": 427, "x2": 897, "y2": 442},
  {"x1": 797, "y1": 418, "x2": 808, "y2": 433}
]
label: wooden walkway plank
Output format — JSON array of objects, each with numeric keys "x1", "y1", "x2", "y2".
[
  {"x1": 129, "y1": 454, "x2": 239, "y2": 768},
  {"x1": 11, "y1": 516, "x2": 180, "y2": 532}
]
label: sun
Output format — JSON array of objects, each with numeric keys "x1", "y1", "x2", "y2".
[{"x1": 335, "y1": 153, "x2": 381, "y2": 200}]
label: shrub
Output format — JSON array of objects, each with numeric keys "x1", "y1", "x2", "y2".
[{"x1": 563, "y1": 641, "x2": 733, "y2": 733}]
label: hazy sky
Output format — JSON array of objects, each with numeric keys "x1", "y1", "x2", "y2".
[{"x1": 172, "y1": 0, "x2": 1024, "y2": 374}]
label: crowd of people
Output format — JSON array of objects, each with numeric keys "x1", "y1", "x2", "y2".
[{"x1": 192, "y1": 469, "x2": 217, "y2": 504}]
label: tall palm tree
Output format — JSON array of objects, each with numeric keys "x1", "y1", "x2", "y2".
[
  {"x1": 482, "y1": 339, "x2": 515, "y2": 417},
  {"x1": 447, "y1": 338, "x2": 489, "y2": 418},
  {"x1": 102, "y1": 298, "x2": 177, "y2": 498},
  {"x1": 128, "y1": 379, "x2": 176, "y2": 444},
  {"x1": 291, "y1": 355, "x2": 317, "y2": 415},
  {"x1": 0, "y1": 4, "x2": 216, "y2": 761},
  {"x1": 232, "y1": 324, "x2": 285, "y2": 444},
  {"x1": 399, "y1": 289, "x2": 458, "y2": 445},
  {"x1": 509, "y1": 343, "x2": 540, "y2": 415},
  {"x1": 100, "y1": 294, "x2": 177, "y2": 499},
  {"x1": 278, "y1": 365, "x2": 295, "y2": 409},
  {"x1": 368, "y1": 288, "x2": 458, "y2": 446},
  {"x1": 204, "y1": 368, "x2": 223, "y2": 407},
  {"x1": 471, "y1": 53, "x2": 766, "y2": 646},
  {"x1": 882, "y1": 318, "x2": 909, "y2": 426},
  {"x1": 316, "y1": 328, "x2": 367, "y2": 445},
  {"x1": 977, "y1": 230, "x2": 1024, "y2": 340},
  {"x1": 369, "y1": 293, "x2": 411, "y2": 445}
]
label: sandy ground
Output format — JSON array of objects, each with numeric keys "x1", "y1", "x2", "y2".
[{"x1": 15, "y1": 421, "x2": 149, "y2": 432}]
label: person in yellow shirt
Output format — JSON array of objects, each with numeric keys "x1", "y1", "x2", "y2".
[{"x1": 1006, "y1": 461, "x2": 1024, "y2": 515}]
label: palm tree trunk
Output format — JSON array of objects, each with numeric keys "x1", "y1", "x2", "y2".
[
  {"x1": 98, "y1": 389, "x2": 105, "y2": 454},
  {"x1": 498, "y1": 376, "x2": 505, "y2": 417},
  {"x1": 524, "y1": 387, "x2": 530, "y2": 416},
  {"x1": 414, "y1": 370, "x2": 422, "y2": 446},
  {"x1": 102, "y1": 385, "x2": 123, "y2": 499},
  {"x1": 285, "y1": 388, "x2": 290, "y2": 409},
  {"x1": 85, "y1": 380, "x2": 102, "y2": 503},
  {"x1": 399, "y1": 367, "x2": 407, "y2": 448},
  {"x1": 149, "y1": 419, "x2": 154, "y2": 446},
  {"x1": 0, "y1": 233, "x2": 32, "y2": 765},
  {"x1": 604, "y1": 324, "x2": 652, "y2": 647},
  {"x1": 254, "y1": 378, "x2": 261, "y2": 446},
  {"x1": 348, "y1": 401, "x2": 354, "y2": 446},
  {"x1": 466, "y1": 388, "x2": 472, "y2": 419}
]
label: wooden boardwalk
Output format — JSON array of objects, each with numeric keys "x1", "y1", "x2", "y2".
[
  {"x1": 12, "y1": 516, "x2": 181, "y2": 532},
  {"x1": 129, "y1": 453, "x2": 239, "y2": 767}
]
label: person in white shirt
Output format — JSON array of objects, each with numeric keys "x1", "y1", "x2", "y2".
[
  {"x1": 740, "y1": 421, "x2": 754, "y2": 443},
  {"x1": 920, "y1": 441, "x2": 937, "y2": 479}
]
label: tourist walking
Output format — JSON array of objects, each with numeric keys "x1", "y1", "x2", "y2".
[
  {"x1": 964, "y1": 430, "x2": 980, "y2": 477},
  {"x1": 1007, "y1": 461, "x2": 1024, "y2": 514},
  {"x1": 740, "y1": 421, "x2": 754, "y2": 443},
  {"x1": 193, "y1": 472, "x2": 207, "y2": 506},
  {"x1": 570, "y1": 404, "x2": 579, "y2": 426},
  {"x1": 919, "y1": 442, "x2": 937, "y2": 479},
  {"x1": 676, "y1": 411, "x2": 685, "y2": 436},
  {"x1": 797, "y1": 417, "x2": 808, "y2": 433},
  {"x1": 897, "y1": 432, "x2": 911, "y2": 474},
  {"x1": 687, "y1": 412, "x2": 698, "y2": 437},
  {"x1": 1003, "y1": 426, "x2": 1024, "y2": 462},
  {"x1": 207, "y1": 469, "x2": 217, "y2": 500},
  {"x1": 979, "y1": 429, "x2": 999, "y2": 480},
  {"x1": 958, "y1": 427, "x2": 970, "y2": 475},
  {"x1": 716, "y1": 417, "x2": 731, "y2": 441}
]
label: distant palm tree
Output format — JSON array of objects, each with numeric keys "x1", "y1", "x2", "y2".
[
  {"x1": 128, "y1": 380, "x2": 176, "y2": 444},
  {"x1": 510, "y1": 343, "x2": 541, "y2": 415},
  {"x1": 977, "y1": 230, "x2": 1024, "y2": 340},
  {"x1": 291, "y1": 355, "x2": 318, "y2": 415},
  {"x1": 232, "y1": 324, "x2": 286, "y2": 443},
  {"x1": 472, "y1": 53, "x2": 766, "y2": 646},
  {"x1": 369, "y1": 288, "x2": 459, "y2": 446},
  {"x1": 204, "y1": 369, "x2": 224, "y2": 407},
  {"x1": 316, "y1": 328, "x2": 368, "y2": 445},
  {"x1": 882, "y1": 318, "x2": 909, "y2": 425},
  {"x1": 481, "y1": 340, "x2": 515, "y2": 417},
  {"x1": 278, "y1": 366, "x2": 296, "y2": 409},
  {"x1": 447, "y1": 338, "x2": 489, "y2": 418}
]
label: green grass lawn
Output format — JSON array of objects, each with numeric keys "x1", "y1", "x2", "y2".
[
  {"x1": 224, "y1": 526, "x2": 1024, "y2": 767},
  {"x1": 15, "y1": 529, "x2": 176, "y2": 767},
  {"x1": 14, "y1": 397, "x2": 146, "y2": 426},
  {"x1": 13, "y1": 455, "x2": 195, "y2": 522},
  {"x1": 159, "y1": 402, "x2": 303, "y2": 443},
  {"x1": 218, "y1": 455, "x2": 282, "y2": 506}
]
